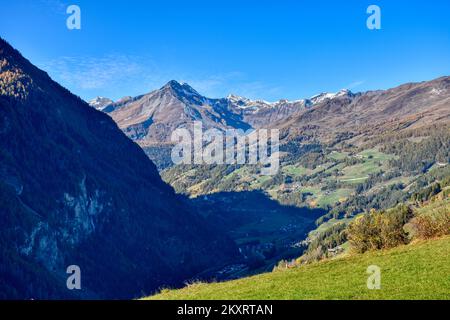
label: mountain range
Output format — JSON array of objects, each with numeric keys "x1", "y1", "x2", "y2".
[
  {"x1": 91, "y1": 82, "x2": 356, "y2": 145},
  {"x1": 277, "y1": 77, "x2": 450, "y2": 145},
  {"x1": 91, "y1": 76, "x2": 449, "y2": 169}
]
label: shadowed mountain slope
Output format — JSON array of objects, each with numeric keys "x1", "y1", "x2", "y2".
[{"x1": 0, "y1": 38, "x2": 238, "y2": 299}]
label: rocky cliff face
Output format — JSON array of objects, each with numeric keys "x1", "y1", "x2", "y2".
[{"x1": 0, "y1": 38, "x2": 238, "y2": 299}]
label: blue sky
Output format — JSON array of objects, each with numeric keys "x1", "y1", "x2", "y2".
[{"x1": 1, "y1": 0, "x2": 449, "y2": 101}]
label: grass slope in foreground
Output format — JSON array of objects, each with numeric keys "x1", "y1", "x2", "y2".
[{"x1": 147, "y1": 236, "x2": 450, "y2": 300}]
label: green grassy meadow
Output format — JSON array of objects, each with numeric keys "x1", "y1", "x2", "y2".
[{"x1": 147, "y1": 236, "x2": 450, "y2": 300}]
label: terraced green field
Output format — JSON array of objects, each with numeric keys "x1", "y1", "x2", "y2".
[{"x1": 282, "y1": 165, "x2": 311, "y2": 176}]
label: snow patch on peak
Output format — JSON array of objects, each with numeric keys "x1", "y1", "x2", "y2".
[
  {"x1": 431, "y1": 87, "x2": 444, "y2": 95},
  {"x1": 309, "y1": 89, "x2": 352, "y2": 104},
  {"x1": 88, "y1": 96, "x2": 113, "y2": 111},
  {"x1": 227, "y1": 94, "x2": 308, "y2": 114},
  {"x1": 227, "y1": 94, "x2": 249, "y2": 102}
]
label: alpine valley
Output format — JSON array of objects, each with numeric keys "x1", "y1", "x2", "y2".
[
  {"x1": 90, "y1": 71, "x2": 450, "y2": 280},
  {"x1": 1, "y1": 36, "x2": 449, "y2": 299}
]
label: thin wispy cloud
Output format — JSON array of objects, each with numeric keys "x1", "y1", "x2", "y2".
[
  {"x1": 231, "y1": 81, "x2": 282, "y2": 101},
  {"x1": 185, "y1": 72, "x2": 244, "y2": 97},
  {"x1": 344, "y1": 80, "x2": 366, "y2": 91},
  {"x1": 38, "y1": 54, "x2": 178, "y2": 101},
  {"x1": 41, "y1": 54, "x2": 147, "y2": 90},
  {"x1": 186, "y1": 72, "x2": 281, "y2": 100},
  {"x1": 40, "y1": 54, "x2": 282, "y2": 101},
  {"x1": 37, "y1": 0, "x2": 68, "y2": 15}
]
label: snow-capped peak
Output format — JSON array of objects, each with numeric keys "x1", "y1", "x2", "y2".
[
  {"x1": 309, "y1": 89, "x2": 352, "y2": 104},
  {"x1": 227, "y1": 94, "x2": 309, "y2": 113},
  {"x1": 88, "y1": 96, "x2": 113, "y2": 111},
  {"x1": 227, "y1": 94, "x2": 250, "y2": 103}
]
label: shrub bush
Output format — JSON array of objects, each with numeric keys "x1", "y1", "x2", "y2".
[
  {"x1": 410, "y1": 207, "x2": 450, "y2": 239},
  {"x1": 347, "y1": 205, "x2": 413, "y2": 253}
]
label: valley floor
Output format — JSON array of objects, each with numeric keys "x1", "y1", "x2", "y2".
[{"x1": 146, "y1": 236, "x2": 450, "y2": 300}]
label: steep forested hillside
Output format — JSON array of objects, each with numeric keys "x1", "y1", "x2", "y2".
[{"x1": 0, "y1": 38, "x2": 238, "y2": 299}]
